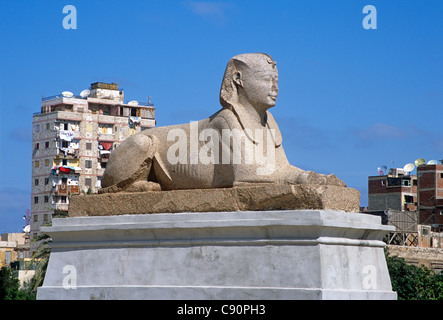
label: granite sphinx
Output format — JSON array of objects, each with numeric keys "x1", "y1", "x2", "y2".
[{"x1": 100, "y1": 53, "x2": 346, "y2": 193}]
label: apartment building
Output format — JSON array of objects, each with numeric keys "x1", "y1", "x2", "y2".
[
  {"x1": 31, "y1": 82, "x2": 155, "y2": 237},
  {"x1": 368, "y1": 168, "x2": 418, "y2": 212},
  {"x1": 417, "y1": 164, "x2": 443, "y2": 231},
  {"x1": 368, "y1": 162, "x2": 443, "y2": 232}
]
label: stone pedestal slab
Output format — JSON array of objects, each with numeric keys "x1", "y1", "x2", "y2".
[{"x1": 37, "y1": 210, "x2": 396, "y2": 300}]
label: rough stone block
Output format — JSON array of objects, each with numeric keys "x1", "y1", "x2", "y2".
[{"x1": 68, "y1": 184, "x2": 360, "y2": 217}]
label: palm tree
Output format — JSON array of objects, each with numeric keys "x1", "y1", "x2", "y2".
[{"x1": 28, "y1": 233, "x2": 51, "y2": 292}]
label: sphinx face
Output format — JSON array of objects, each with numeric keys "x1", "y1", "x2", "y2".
[{"x1": 240, "y1": 68, "x2": 279, "y2": 110}]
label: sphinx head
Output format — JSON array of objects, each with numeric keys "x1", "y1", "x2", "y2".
[{"x1": 220, "y1": 53, "x2": 279, "y2": 111}]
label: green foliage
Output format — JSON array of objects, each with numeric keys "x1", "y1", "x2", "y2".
[
  {"x1": 386, "y1": 248, "x2": 443, "y2": 300},
  {"x1": 0, "y1": 233, "x2": 52, "y2": 300},
  {"x1": 0, "y1": 266, "x2": 35, "y2": 300},
  {"x1": 0, "y1": 266, "x2": 20, "y2": 300},
  {"x1": 29, "y1": 233, "x2": 51, "y2": 292}
]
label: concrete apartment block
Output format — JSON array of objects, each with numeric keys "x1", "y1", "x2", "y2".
[{"x1": 31, "y1": 82, "x2": 155, "y2": 238}]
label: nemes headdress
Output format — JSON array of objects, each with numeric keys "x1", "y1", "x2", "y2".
[
  {"x1": 218, "y1": 53, "x2": 281, "y2": 147},
  {"x1": 219, "y1": 53, "x2": 277, "y2": 110}
]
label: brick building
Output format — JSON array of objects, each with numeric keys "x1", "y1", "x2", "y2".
[
  {"x1": 417, "y1": 164, "x2": 443, "y2": 231},
  {"x1": 368, "y1": 168, "x2": 418, "y2": 212},
  {"x1": 368, "y1": 163, "x2": 443, "y2": 232}
]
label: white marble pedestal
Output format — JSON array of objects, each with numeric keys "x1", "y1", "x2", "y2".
[{"x1": 36, "y1": 210, "x2": 397, "y2": 300}]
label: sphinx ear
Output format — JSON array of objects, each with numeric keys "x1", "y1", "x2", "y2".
[{"x1": 233, "y1": 71, "x2": 243, "y2": 87}]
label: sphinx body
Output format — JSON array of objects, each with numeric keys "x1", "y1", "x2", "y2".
[{"x1": 100, "y1": 53, "x2": 345, "y2": 193}]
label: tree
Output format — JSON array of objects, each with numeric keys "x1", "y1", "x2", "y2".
[
  {"x1": 0, "y1": 266, "x2": 20, "y2": 300},
  {"x1": 28, "y1": 233, "x2": 51, "y2": 292},
  {"x1": 0, "y1": 266, "x2": 35, "y2": 300},
  {"x1": 386, "y1": 248, "x2": 443, "y2": 300}
]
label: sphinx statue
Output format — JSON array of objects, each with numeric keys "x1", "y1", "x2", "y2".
[{"x1": 100, "y1": 53, "x2": 346, "y2": 193}]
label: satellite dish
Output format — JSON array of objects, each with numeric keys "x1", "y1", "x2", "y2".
[
  {"x1": 62, "y1": 91, "x2": 74, "y2": 97},
  {"x1": 427, "y1": 160, "x2": 438, "y2": 165},
  {"x1": 80, "y1": 89, "x2": 90, "y2": 98},
  {"x1": 403, "y1": 163, "x2": 415, "y2": 173},
  {"x1": 377, "y1": 165, "x2": 387, "y2": 175},
  {"x1": 128, "y1": 100, "x2": 139, "y2": 106},
  {"x1": 414, "y1": 158, "x2": 426, "y2": 167}
]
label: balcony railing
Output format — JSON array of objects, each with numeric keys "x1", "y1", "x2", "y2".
[{"x1": 42, "y1": 94, "x2": 86, "y2": 102}]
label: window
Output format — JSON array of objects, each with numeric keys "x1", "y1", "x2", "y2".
[
  {"x1": 43, "y1": 214, "x2": 49, "y2": 222},
  {"x1": 85, "y1": 160, "x2": 92, "y2": 168},
  {"x1": 62, "y1": 140, "x2": 69, "y2": 148},
  {"x1": 45, "y1": 159, "x2": 49, "y2": 166},
  {"x1": 35, "y1": 143, "x2": 39, "y2": 150},
  {"x1": 35, "y1": 161, "x2": 40, "y2": 168},
  {"x1": 61, "y1": 196, "x2": 67, "y2": 203},
  {"x1": 34, "y1": 196, "x2": 38, "y2": 204},
  {"x1": 440, "y1": 173, "x2": 443, "y2": 179},
  {"x1": 46, "y1": 123, "x2": 50, "y2": 130},
  {"x1": 86, "y1": 142, "x2": 92, "y2": 150},
  {"x1": 35, "y1": 179, "x2": 39, "y2": 186},
  {"x1": 45, "y1": 141, "x2": 50, "y2": 148},
  {"x1": 402, "y1": 180, "x2": 411, "y2": 187},
  {"x1": 62, "y1": 159, "x2": 68, "y2": 166},
  {"x1": 35, "y1": 124, "x2": 40, "y2": 132},
  {"x1": 45, "y1": 178, "x2": 49, "y2": 185},
  {"x1": 5, "y1": 252, "x2": 11, "y2": 264},
  {"x1": 85, "y1": 178, "x2": 92, "y2": 187},
  {"x1": 413, "y1": 179, "x2": 418, "y2": 186},
  {"x1": 100, "y1": 161, "x2": 107, "y2": 169},
  {"x1": 44, "y1": 195, "x2": 49, "y2": 203},
  {"x1": 33, "y1": 214, "x2": 38, "y2": 222},
  {"x1": 404, "y1": 195, "x2": 414, "y2": 204}
]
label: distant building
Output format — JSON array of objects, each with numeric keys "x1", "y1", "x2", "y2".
[
  {"x1": 368, "y1": 163, "x2": 443, "y2": 232},
  {"x1": 31, "y1": 82, "x2": 156, "y2": 238},
  {"x1": 417, "y1": 164, "x2": 443, "y2": 231},
  {"x1": 0, "y1": 233, "x2": 30, "y2": 267},
  {"x1": 0, "y1": 233, "x2": 35, "y2": 287},
  {"x1": 368, "y1": 168, "x2": 418, "y2": 212}
]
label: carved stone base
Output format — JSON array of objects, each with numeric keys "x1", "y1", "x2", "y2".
[
  {"x1": 68, "y1": 184, "x2": 360, "y2": 217},
  {"x1": 37, "y1": 210, "x2": 396, "y2": 300}
]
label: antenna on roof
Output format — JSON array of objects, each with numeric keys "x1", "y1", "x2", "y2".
[
  {"x1": 62, "y1": 91, "x2": 73, "y2": 98},
  {"x1": 414, "y1": 158, "x2": 426, "y2": 167},
  {"x1": 377, "y1": 165, "x2": 387, "y2": 175},
  {"x1": 403, "y1": 163, "x2": 415, "y2": 175},
  {"x1": 80, "y1": 89, "x2": 90, "y2": 98}
]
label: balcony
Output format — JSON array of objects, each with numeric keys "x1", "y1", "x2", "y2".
[
  {"x1": 55, "y1": 203, "x2": 69, "y2": 211},
  {"x1": 56, "y1": 148, "x2": 79, "y2": 159},
  {"x1": 51, "y1": 165, "x2": 82, "y2": 175},
  {"x1": 54, "y1": 184, "x2": 80, "y2": 196},
  {"x1": 57, "y1": 129, "x2": 81, "y2": 141}
]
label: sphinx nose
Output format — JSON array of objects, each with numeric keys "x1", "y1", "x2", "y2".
[{"x1": 271, "y1": 81, "x2": 279, "y2": 94}]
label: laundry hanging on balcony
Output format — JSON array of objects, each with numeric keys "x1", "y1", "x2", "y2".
[
  {"x1": 100, "y1": 142, "x2": 113, "y2": 150},
  {"x1": 59, "y1": 166, "x2": 71, "y2": 173},
  {"x1": 59, "y1": 130, "x2": 74, "y2": 141},
  {"x1": 129, "y1": 116, "x2": 140, "y2": 128}
]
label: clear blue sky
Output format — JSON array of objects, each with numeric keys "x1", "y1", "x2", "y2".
[{"x1": 1, "y1": 1, "x2": 442, "y2": 233}]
